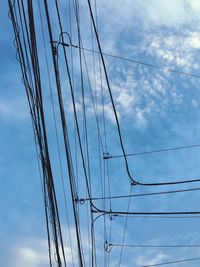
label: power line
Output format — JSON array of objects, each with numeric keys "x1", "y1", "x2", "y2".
[
  {"x1": 117, "y1": 214, "x2": 200, "y2": 219},
  {"x1": 79, "y1": 186, "x2": 200, "y2": 202},
  {"x1": 103, "y1": 144, "x2": 200, "y2": 159},
  {"x1": 87, "y1": 0, "x2": 200, "y2": 188},
  {"x1": 62, "y1": 42, "x2": 200, "y2": 80},
  {"x1": 140, "y1": 257, "x2": 200, "y2": 267},
  {"x1": 79, "y1": 47, "x2": 200, "y2": 80},
  {"x1": 92, "y1": 208, "x2": 200, "y2": 216},
  {"x1": 112, "y1": 243, "x2": 200, "y2": 248},
  {"x1": 44, "y1": 0, "x2": 84, "y2": 265},
  {"x1": 118, "y1": 186, "x2": 132, "y2": 266}
]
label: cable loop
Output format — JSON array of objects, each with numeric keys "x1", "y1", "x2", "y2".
[
  {"x1": 59, "y1": 31, "x2": 78, "y2": 48},
  {"x1": 79, "y1": 199, "x2": 85, "y2": 205}
]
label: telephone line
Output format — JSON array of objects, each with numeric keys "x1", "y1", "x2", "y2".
[
  {"x1": 103, "y1": 144, "x2": 200, "y2": 159},
  {"x1": 79, "y1": 186, "x2": 200, "y2": 202}
]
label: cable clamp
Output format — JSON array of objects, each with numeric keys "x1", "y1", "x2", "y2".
[
  {"x1": 74, "y1": 195, "x2": 86, "y2": 204},
  {"x1": 74, "y1": 194, "x2": 80, "y2": 203},
  {"x1": 109, "y1": 213, "x2": 118, "y2": 221},
  {"x1": 103, "y1": 152, "x2": 112, "y2": 160},
  {"x1": 91, "y1": 209, "x2": 98, "y2": 213},
  {"x1": 50, "y1": 41, "x2": 58, "y2": 55},
  {"x1": 104, "y1": 241, "x2": 113, "y2": 253},
  {"x1": 131, "y1": 181, "x2": 138, "y2": 186}
]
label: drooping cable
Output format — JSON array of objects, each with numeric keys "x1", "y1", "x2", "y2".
[{"x1": 87, "y1": 0, "x2": 200, "y2": 187}]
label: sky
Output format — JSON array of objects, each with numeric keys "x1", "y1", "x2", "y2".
[{"x1": 2, "y1": 0, "x2": 200, "y2": 267}]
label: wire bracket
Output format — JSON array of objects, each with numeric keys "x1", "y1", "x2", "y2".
[
  {"x1": 103, "y1": 152, "x2": 112, "y2": 159},
  {"x1": 131, "y1": 181, "x2": 138, "y2": 186},
  {"x1": 104, "y1": 241, "x2": 113, "y2": 253},
  {"x1": 109, "y1": 213, "x2": 118, "y2": 221},
  {"x1": 74, "y1": 194, "x2": 82, "y2": 204}
]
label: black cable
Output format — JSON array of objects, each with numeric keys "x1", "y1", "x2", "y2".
[
  {"x1": 93, "y1": 209, "x2": 200, "y2": 216},
  {"x1": 73, "y1": 1, "x2": 94, "y2": 266},
  {"x1": 87, "y1": 0, "x2": 200, "y2": 187},
  {"x1": 43, "y1": 1, "x2": 84, "y2": 266},
  {"x1": 28, "y1": 2, "x2": 67, "y2": 265},
  {"x1": 8, "y1": 2, "x2": 67, "y2": 266},
  {"x1": 37, "y1": 1, "x2": 75, "y2": 265}
]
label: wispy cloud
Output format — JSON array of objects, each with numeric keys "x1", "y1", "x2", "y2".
[{"x1": 0, "y1": 98, "x2": 29, "y2": 121}]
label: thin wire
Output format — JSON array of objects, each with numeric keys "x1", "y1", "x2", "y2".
[
  {"x1": 106, "y1": 161, "x2": 112, "y2": 267},
  {"x1": 87, "y1": 0, "x2": 200, "y2": 187},
  {"x1": 104, "y1": 144, "x2": 200, "y2": 159},
  {"x1": 80, "y1": 186, "x2": 200, "y2": 202},
  {"x1": 44, "y1": 1, "x2": 84, "y2": 265},
  {"x1": 118, "y1": 186, "x2": 132, "y2": 266},
  {"x1": 77, "y1": 46, "x2": 200, "y2": 80},
  {"x1": 117, "y1": 215, "x2": 200, "y2": 219},
  {"x1": 12, "y1": 1, "x2": 66, "y2": 264},
  {"x1": 74, "y1": 1, "x2": 93, "y2": 265},
  {"x1": 140, "y1": 257, "x2": 200, "y2": 267},
  {"x1": 113, "y1": 243, "x2": 200, "y2": 248},
  {"x1": 37, "y1": 1, "x2": 75, "y2": 265}
]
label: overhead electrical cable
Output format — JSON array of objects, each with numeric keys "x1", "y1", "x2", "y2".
[
  {"x1": 140, "y1": 257, "x2": 200, "y2": 267},
  {"x1": 103, "y1": 143, "x2": 200, "y2": 159},
  {"x1": 117, "y1": 214, "x2": 200, "y2": 219},
  {"x1": 87, "y1": 0, "x2": 200, "y2": 187},
  {"x1": 37, "y1": 1, "x2": 75, "y2": 265},
  {"x1": 73, "y1": 0, "x2": 94, "y2": 265},
  {"x1": 118, "y1": 186, "x2": 132, "y2": 266},
  {"x1": 61, "y1": 40, "x2": 200, "y2": 81},
  {"x1": 8, "y1": 1, "x2": 67, "y2": 265},
  {"x1": 79, "y1": 186, "x2": 200, "y2": 202},
  {"x1": 8, "y1": 1, "x2": 69, "y2": 266},
  {"x1": 111, "y1": 243, "x2": 200, "y2": 248},
  {"x1": 77, "y1": 47, "x2": 200, "y2": 80},
  {"x1": 93, "y1": 209, "x2": 200, "y2": 216},
  {"x1": 43, "y1": 0, "x2": 84, "y2": 266}
]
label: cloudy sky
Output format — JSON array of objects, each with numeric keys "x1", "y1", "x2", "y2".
[{"x1": 2, "y1": 0, "x2": 200, "y2": 266}]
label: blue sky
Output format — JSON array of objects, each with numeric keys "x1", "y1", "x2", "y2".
[{"x1": 2, "y1": 0, "x2": 200, "y2": 266}]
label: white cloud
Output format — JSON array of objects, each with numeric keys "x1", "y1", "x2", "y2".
[
  {"x1": 80, "y1": 0, "x2": 200, "y2": 37},
  {"x1": 0, "y1": 98, "x2": 28, "y2": 121},
  {"x1": 135, "y1": 252, "x2": 167, "y2": 266},
  {"x1": 11, "y1": 236, "x2": 78, "y2": 267},
  {"x1": 13, "y1": 239, "x2": 49, "y2": 267},
  {"x1": 191, "y1": 99, "x2": 199, "y2": 108}
]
